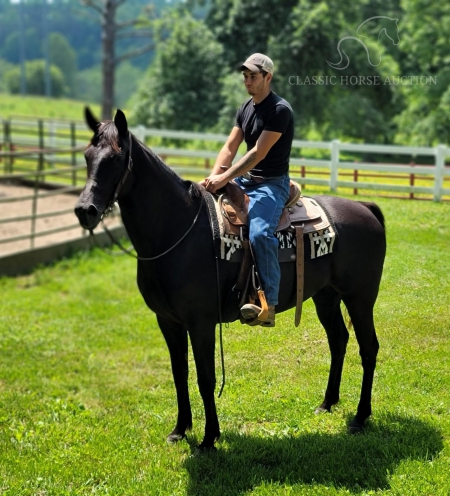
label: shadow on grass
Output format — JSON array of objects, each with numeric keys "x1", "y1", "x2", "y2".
[{"x1": 184, "y1": 413, "x2": 443, "y2": 495}]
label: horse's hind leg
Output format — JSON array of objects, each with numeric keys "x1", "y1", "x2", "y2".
[
  {"x1": 157, "y1": 315, "x2": 192, "y2": 443},
  {"x1": 313, "y1": 287, "x2": 349, "y2": 413},
  {"x1": 342, "y1": 294, "x2": 379, "y2": 433}
]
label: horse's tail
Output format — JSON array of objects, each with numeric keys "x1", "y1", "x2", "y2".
[{"x1": 358, "y1": 201, "x2": 386, "y2": 230}]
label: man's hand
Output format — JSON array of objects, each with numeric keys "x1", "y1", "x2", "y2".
[{"x1": 203, "y1": 174, "x2": 229, "y2": 194}]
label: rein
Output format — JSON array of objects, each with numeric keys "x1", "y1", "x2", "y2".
[
  {"x1": 92, "y1": 194, "x2": 204, "y2": 261},
  {"x1": 88, "y1": 132, "x2": 226, "y2": 396}
]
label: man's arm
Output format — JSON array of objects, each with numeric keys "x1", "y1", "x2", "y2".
[
  {"x1": 204, "y1": 130, "x2": 282, "y2": 193},
  {"x1": 207, "y1": 126, "x2": 244, "y2": 177}
]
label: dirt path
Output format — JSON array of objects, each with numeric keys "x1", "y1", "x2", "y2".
[{"x1": 0, "y1": 183, "x2": 121, "y2": 257}]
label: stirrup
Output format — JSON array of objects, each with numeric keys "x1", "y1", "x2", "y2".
[
  {"x1": 240, "y1": 292, "x2": 275, "y2": 327},
  {"x1": 240, "y1": 304, "x2": 275, "y2": 327}
]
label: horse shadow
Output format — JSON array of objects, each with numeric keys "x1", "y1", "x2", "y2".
[{"x1": 183, "y1": 413, "x2": 442, "y2": 495}]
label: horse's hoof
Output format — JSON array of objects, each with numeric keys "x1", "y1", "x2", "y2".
[
  {"x1": 194, "y1": 443, "x2": 217, "y2": 454},
  {"x1": 314, "y1": 406, "x2": 330, "y2": 415},
  {"x1": 347, "y1": 419, "x2": 365, "y2": 434},
  {"x1": 167, "y1": 433, "x2": 186, "y2": 444}
]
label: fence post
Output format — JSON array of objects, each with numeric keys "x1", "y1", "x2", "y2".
[
  {"x1": 330, "y1": 139, "x2": 340, "y2": 192},
  {"x1": 409, "y1": 162, "x2": 415, "y2": 200},
  {"x1": 38, "y1": 119, "x2": 45, "y2": 174},
  {"x1": 136, "y1": 125, "x2": 146, "y2": 143},
  {"x1": 71, "y1": 122, "x2": 77, "y2": 186},
  {"x1": 31, "y1": 120, "x2": 45, "y2": 248},
  {"x1": 353, "y1": 166, "x2": 358, "y2": 196},
  {"x1": 49, "y1": 120, "x2": 56, "y2": 166},
  {"x1": 434, "y1": 145, "x2": 446, "y2": 202},
  {"x1": 4, "y1": 119, "x2": 11, "y2": 173}
]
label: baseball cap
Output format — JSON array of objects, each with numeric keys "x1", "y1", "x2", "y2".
[{"x1": 240, "y1": 53, "x2": 274, "y2": 75}]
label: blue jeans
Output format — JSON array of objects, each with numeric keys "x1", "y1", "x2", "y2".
[{"x1": 234, "y1": 173, "x2": 290, "y2": 306}]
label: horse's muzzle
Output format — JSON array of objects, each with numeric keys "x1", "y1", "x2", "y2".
[{"x1": 74, "y1": 202, "x2": 101, "y2": 230}]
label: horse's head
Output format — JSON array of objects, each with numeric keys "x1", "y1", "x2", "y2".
[
  {"x1": 356, "y1": 16, "x2": 400, "y2": 46},
  {"x1": 383, "y1": 18, "x2": 400, "y2": 46},
  {"x1": 74, "y1": 107, "x2": 130, "y2": 230}
]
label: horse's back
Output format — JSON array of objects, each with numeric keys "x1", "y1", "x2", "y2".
[
  {"x1": 313, "y1": 195, "x2": 386, "y2": 297},
  {"x1": 316, "y1": 195, "x2": 384, "y2": 233}
]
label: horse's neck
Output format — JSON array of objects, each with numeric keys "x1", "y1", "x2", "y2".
[
  {"x1": 118, "y1": 142, "x2": 198, "y2": 256},
  {"x1": 358, "y1": 17, "x2": 392, "y2": 38}
]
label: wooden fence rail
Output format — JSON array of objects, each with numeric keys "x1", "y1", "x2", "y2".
[
  {"x1": 0, "y1": 116, "x2": 449, "y2": 257},
  {"x1": 1, "y1": 116, "x2": 449, "y2": 200}
]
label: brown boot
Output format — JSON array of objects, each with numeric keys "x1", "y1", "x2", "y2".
[{"x1": 240, "y1": 304, "x2": 276, "y2": 327}]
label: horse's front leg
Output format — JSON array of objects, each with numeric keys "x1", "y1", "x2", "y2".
[
  {"x1": 189, "y1": 320, "x2": 220, "y2": 450},
  {"x1": 157, "y1": 315, "x2": 192, "y2": 443}
]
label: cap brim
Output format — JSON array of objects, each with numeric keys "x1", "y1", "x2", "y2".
[{"x1": 240, "y1": 63, "x2": 261, "y2": 73}]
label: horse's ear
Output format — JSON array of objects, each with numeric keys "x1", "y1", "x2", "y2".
[
  {"x1": 85, "y1": 106, "x2": 100, "y2": 133},
  {"x1": 114, "y1": 109, "x2": 128, "y2": 137}
]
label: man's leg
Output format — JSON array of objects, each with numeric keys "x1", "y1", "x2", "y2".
[{"x1": 236, "y1": 175, "x2": 290, "y2": 324}]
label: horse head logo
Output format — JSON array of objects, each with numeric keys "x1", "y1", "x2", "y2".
[{"x1": 327, "y1": 16, "x2": 400, "y2": 70}]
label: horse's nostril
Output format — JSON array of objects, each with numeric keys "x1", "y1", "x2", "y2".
[{"x1": 87, "y1": 205, "x2": 98, "y2": 217}]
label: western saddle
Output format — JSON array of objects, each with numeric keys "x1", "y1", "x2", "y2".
[{"x1": 217, "y1": 180, "x2": 330, "y2": 327}]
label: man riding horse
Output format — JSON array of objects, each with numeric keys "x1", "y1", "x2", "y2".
[{"x1": 203, "y1": 53, "x2": 294, "y2": 327}]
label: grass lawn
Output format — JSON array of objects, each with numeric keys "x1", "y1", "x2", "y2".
[
  {"x1": 0, "y1": 93, "x2": 100, "y2": 121},
  {"x1": 0, "y1": 193, "x2": 449, "y2": 495}
]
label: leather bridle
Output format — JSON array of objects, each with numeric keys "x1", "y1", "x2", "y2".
[
  {"x1": 101, "y1": 131, "x2": 134, "y2": 219},
  {"x1": 92, "y1": 131, "x2": 204, "y2": 261}
]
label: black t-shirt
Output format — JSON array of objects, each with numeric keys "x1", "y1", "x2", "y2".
[{"x1": 235, "y1": 91, "x2": 294, "y2": 177}]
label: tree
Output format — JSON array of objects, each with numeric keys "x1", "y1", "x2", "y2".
[
  {"x1": 204, "y1": 0, "x2": 297, "y2": 67},
  {"x1": 81, "y1": 0, "x2": 156, "y2": 119},
  {"x1": 2, "y1": 28, "x2": 41, "y2": 63},
  {"x1": 0, "y1": 58, "x2": 13, "y2": 92},
  {"x1": 197, "y1": 0, "x2": 408, "y2": 143},
  {"x1": 75, "y1": 66, "x2": 102, "y2": 103},
  {"x1": 5, "y1": 60, "x2": 66, "y2": 97},
  {"x1": 48, "y1": 33, "x2": 78, "y2": 97},
  {"x1": 130, "y1": 12, "x2": 225, "y2": 131},
  {"x1": 393, "y1": 0, "x2": 450, "y2": 145},
  {"x1": 213, "y1": 72, "x2": 249, "y2": 133},
  {"x1": 266, "y1": 0, "x2": 403, "y2": 143}
]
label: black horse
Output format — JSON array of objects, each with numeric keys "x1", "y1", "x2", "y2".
[{"x1": 75, "y1": 109, "x2": 386, "y2": 450}]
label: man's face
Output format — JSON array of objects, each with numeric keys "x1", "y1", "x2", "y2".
[{"x1": 242, "y1": 69, "x2": 270, "y2": 96}]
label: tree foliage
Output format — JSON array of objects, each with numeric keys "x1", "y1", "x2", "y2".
[
  {"x1": 273, "y1": 0, "x2": 403, "y2": 142},
  {"x1": 130, "y1": 12, "x2": 224, "y2": 130},
  {"x1": 48, "y1": 33, "x2": 78, "y2": 97},
  {"x1": 5, "y1": 60, "x2": 66, "y2": 97},
  {"x1": 205, "y1": 0, "x2": 297, "y2": 67},
  {"x1": 0, "y1": 0, "x2": 448, "y2": 145},
  {"x1": 393, "y1": 0, "x2": 450, "y2": 145},
  {"x1": 213, "y1": 72, "x2": 249, "y2": 134}
]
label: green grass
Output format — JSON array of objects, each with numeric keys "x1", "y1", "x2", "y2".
[
  {"x1": 0, "y1": 93, "x2": 100, "y2": 121},
  {"x1": 0, "y1": 194, "x2": 449, "y2": 495}
]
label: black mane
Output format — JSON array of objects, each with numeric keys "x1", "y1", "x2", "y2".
[
  {"x1": 92, "y1": 120, "x2": 121, "y2": 153},
  {"x1": 131, "y1": 133, "x2": 203, "y2": 201}
]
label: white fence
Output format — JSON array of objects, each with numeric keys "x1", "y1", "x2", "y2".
[
  {"x1": 1, "y1": 116, "x2": 449, "y2": 201},
  {"x1": 130, "y1": 125, "x2": 450, "y2": 202},
  {"x1": 0, "y1": 115, "x2": 449, "y2": 257}
]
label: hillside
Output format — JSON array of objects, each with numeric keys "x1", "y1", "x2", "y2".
[{"x1": 0, "y1": 94, "x2": 101, "y2": 121}]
